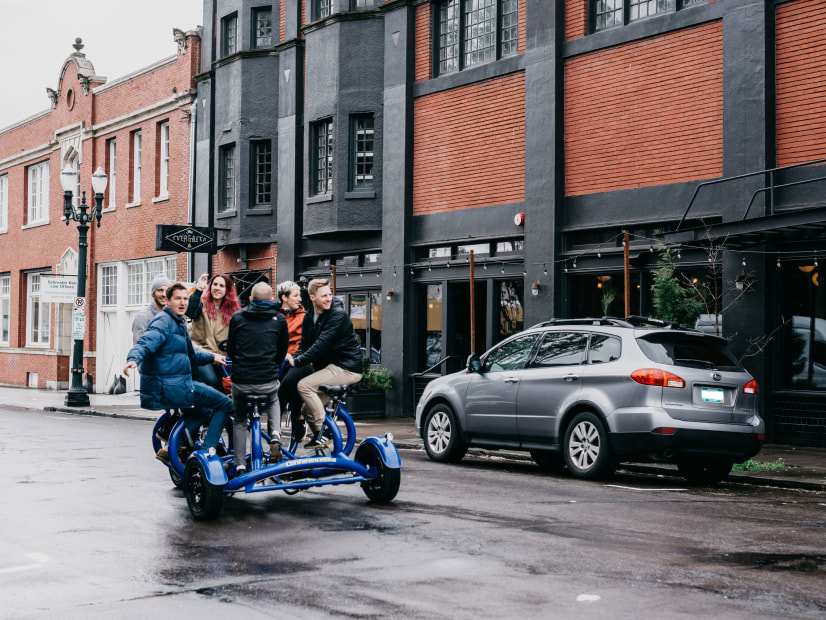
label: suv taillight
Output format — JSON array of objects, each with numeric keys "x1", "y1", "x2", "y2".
[
  {"x1": 743, "y1": 379, "x2": 759, "y2": 395},
  {"x1": 631, "y1": 368, "x2": 686, "y2": 388}
]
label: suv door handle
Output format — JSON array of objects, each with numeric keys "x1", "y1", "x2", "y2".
[
  {"x1": 504, "y1": 377, "x2": 519, "y2": 383},
  {"x1": 563, "y1": 374, "x2": 579, "y2": 381}
]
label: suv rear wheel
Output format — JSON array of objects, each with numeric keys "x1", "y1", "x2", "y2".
[
  {"x1": 563, "y1": 412, "x2": 615, "y2": 479},
  {"x1": 423, "y1": 404, "x2": 468, "y2": 463}
]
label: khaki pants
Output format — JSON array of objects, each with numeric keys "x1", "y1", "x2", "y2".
[{"x1": 297, "y1": 364, "x2": 362, "y2": 432}]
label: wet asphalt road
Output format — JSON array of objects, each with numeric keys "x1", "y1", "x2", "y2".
[{"x1": 1, "y1": 406, "x2": 825, "y2": 619}]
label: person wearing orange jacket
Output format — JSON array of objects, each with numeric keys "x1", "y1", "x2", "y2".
[{"x1": 275, "y1": 280, "x2": 312, "y2": 441}]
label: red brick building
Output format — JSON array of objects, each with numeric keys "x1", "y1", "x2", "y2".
[{"x1": 0, "y1": 31, "x2": 200, "y2": 392}]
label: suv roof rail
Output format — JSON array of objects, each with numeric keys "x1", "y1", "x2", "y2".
[{"x1": 530, "y1": 317, "x2": 634, "y2": 329}]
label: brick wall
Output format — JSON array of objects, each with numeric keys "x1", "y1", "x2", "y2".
[
  {"x1": 413, "y1": 72, "x2": 526, "y2": 215},
  {"x1": 564, "y1": 0, "x2": 588, "y2": 42},
  {"x1": 564, "y1": 21, "x2": 724, "y2": 196},
  {"x1": 0, "y1": 38, "x2": 199, "y2": 388},
  {"x1": 776, "y1": 0, "x2": 826, "y2": 167},
  {"x1": 415, "y1": 3, "x2": 432, "y2": 83}
]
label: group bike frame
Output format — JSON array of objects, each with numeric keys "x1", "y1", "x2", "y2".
[{"x1": 150, "y1": 384, "x2": 401, "y2": 518}]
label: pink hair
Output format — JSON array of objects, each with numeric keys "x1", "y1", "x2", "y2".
[{"x1": 202, "y1": 274, "x2": 240, "y2": 326}]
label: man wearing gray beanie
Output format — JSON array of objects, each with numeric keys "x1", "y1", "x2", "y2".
[{"x1": 132, "y1": 274, "x2": 170, "y2": 344}]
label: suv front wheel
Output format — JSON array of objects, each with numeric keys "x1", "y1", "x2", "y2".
[
  {"x1": 423, "y1": 404, "x2": 468, "y2": 463},
  {"x1": 563, "y1": 411, "x2": 615, "y2": 479}
]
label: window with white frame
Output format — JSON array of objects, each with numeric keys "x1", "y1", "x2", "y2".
[
  {"x1": 131, "y1": 130, "x2": 142, "y2": 203},
  {"x1": 27, "y1": 161, "x2": 49, "y2": 225},
  {"x1": 26, "y1": 272, "x2": 50, "y2": 346},
  {"x1": 251, "y1": 140, "x2": 272, "y2": 206},
  {"x1": 0, "y1": 275, "x2": 9, "y2": 345},
  {"x1": 436, "y1": 0, "x2": 519, "y2": 75},
  {"x1": 312, "y1": 119, "x2": 333, "y2": 195},
  {"x1": 222, "y1": 13, "x2": 238, "y2": 56},
  {"x1": 0, "y1": 174, "x2": 7, "y2": 232},
  {"x1": 106, "y1": 138, "x2": 116, "y2": 208},
  {"x1": 158, "y1": 121, "x2": 169, "y2": 198},
  {"x1": 316, "y1": 0, "x2": 332, "y2": 19},
  {"x1": 350, "y1": 114, "x2": 374, "y2": 190},
  {"x1": 126, "y1": 257, "x2": 176, "y2": 306},
  {"x1": 253, "y1": 7, "x2": 272, "y2": 47},
  {"x1": 219, "y1": 144, "x2": 236, "y2": 212},
  {"x1": 99, "y1": 264, "x2": 118, "y2": 307}
]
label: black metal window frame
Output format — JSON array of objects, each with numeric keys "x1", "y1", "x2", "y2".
[
  {"x1": 250, "y1": 140, "x2": 273, "y2": 207},
  {"x1": 435, "y1": 0, "x2": 520, "y2": 76},
  {"x1": 219, "y1": 143, "x2": 236, "y2": 213},
  {"x1": 349, "y1": 114, "x2": 375, "y2": 191},
  {"x1": 312, "y1": 118, "x2": 334, "y2": 196},
  {"x1": 252, "y1": 6, "x2": 273, "y2": 48},
  {"x1": 591, "y1": 0, "x2": 705, "y2": 33},
  {"x1": 222, "y1": 12, "x2": 238, "y2": 56}
]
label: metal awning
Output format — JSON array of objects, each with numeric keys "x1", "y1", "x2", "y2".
[{"x1": 659, "y1": 207, "x2": 826, "y2": 249}]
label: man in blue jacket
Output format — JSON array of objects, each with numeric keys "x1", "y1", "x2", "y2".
[
  {"x1": 285, "y1": 278, "x2": 362, "y2": 448},
  {"x1": 123, "y1": 282, "x2": 233, "y2": 457}
]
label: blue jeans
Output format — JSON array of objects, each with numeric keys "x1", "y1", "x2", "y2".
[{"x1": 183, "y1": 381, "x2": 234, "y2": 450}]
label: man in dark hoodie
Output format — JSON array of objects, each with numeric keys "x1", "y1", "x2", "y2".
[
  {"x1": 286, "y1": 278, "x2": 362, "y2": 448},
  {"x1": 227, "y1": 282, "x2": 289, "y2": 471}
]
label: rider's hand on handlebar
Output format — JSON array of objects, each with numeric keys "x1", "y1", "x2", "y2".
[
  {"x1": 213, "y1": 354, "x2": 227, "y2": 366},
  {"x1": 285, "y1": 353, "x2": 295, "y2": 367}
]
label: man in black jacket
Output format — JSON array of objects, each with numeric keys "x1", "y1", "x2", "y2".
[
  {"x1": 227, "y1": 282, "x2": 289, "y2": 470},
  {"x1": 286, "y1": 278, "x2": 362, "y2": 448}
]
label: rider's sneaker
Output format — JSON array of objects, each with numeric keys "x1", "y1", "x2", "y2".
[
  {"x1": 304, "y1": 432, "x2": 332, "y2": 449},
  {"x1": 235, "y1": 465, "x2": 247, "y2": 477},
  {"x1": 269, "y1": 442, "x2": 282, "y2": 463},
  {"x1": 155, "y1": 447, "x2": 170, "y2": 465}
]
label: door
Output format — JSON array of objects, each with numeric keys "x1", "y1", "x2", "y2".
[
  {"x1": 464, "y1": 333, "x2": 540, "y2": 439},
  {"x1": 516, "y1": 331, "x2": 589, "y2": 444}
]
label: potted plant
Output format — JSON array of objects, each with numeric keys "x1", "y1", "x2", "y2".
[{"x1": 348, "y1": 356, "x2": 392, "y2": 417}]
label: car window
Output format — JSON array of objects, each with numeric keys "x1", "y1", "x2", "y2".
[
  {"x1": 483, "y1": 334, "x2": 540, "y2": 372},
  {"x1": 637, "y1": 334, "x2": 742, "y2": 371},
  {"x1": 588, "y1": 334, "x2": 621, "y2": 364},
  {"x1": 530, "y1": 332, "x2": 588, "y2": 367}
]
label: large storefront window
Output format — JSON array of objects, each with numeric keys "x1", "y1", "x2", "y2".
[
  {"x1": 780, "y1": 261, "x2": 826, "y2": 390},
  {"x1": 338, "y1": 291, "x2": 382, "y2": 365},
  {"x1": 498, "y1": 280, "x2": 524, "y2": 342},
  {"x1": 424, "y1": 284, "x2": 443, "y2": 367}
]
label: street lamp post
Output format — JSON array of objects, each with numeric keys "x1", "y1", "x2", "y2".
[{"x1": 61, "y1": 164, "x2": 108, "y2": 407}]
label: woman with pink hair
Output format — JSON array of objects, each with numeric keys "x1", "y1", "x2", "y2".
[{"x1": 186, "y1": 272, "x2": 241, "y2": 392}]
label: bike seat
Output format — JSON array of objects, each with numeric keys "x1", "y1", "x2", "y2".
[
  {"x1": 319, "y1": 384, "x2": 349, "y2": 398},
  {"x1": 245, "y1": 394, "x2": 270, "y2": 406}
]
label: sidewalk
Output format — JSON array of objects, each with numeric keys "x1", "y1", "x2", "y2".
[{"x1": 1, "y1": 384, "x2": 824, "y2": 492}]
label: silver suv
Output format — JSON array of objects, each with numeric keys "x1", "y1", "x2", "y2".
[{"x1": 415, "y1": 317, "x2": 764, "y2": 485}]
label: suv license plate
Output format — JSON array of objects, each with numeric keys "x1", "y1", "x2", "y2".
[{"x1": 701, "y1": 387, "x2": 725, "y2": 403}]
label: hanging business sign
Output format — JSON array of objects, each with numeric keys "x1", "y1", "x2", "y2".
[
  {"x1": 41, "y1": 276, "x2": 78, "y2": 303},
  {"x1": 156, "y1": 225, "x2": 217, "y2": 253}
]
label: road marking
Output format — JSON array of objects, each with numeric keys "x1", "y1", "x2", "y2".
[
  {"x1": 605, "y1": 484, "x2": 687, "y2": 492},
  {"x1": 0, "y1": 552, "x2": 53, "y2": 575},
  {"x1": 577, "y1": 594, "x2": 601, "y2": 602}
]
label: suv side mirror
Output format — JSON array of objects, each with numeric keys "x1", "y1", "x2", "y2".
[{"x1": 467, "y1": 354, "x2": 482, "y2": 373}]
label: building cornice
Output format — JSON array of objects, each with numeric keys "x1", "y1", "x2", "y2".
[{"x1": 0, "y1": 90, "x2": 196, "y2": 171}]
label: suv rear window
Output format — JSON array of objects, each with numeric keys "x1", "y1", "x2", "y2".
[{"x1": 636, "y1": 333, "x2": 743, "y2": 371}]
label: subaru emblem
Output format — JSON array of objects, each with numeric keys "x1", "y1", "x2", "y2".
[{"x1": 712, "y1": 373, "x2": 722, "y2": 382}]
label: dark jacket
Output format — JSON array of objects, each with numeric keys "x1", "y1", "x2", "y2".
[
  {"x1": 293, "y1": 298, "x2": 363, "y2": 374},
  {"x1": 227, "y1": 299, "x2": 289, "y2": 385},
  {"x1": 126, "y1": 307, "x2": 215, "y2": 410}
]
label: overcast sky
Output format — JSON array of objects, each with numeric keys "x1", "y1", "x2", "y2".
[{"x1": 0, "y1": 0, "x2": 203, "y2": 130}]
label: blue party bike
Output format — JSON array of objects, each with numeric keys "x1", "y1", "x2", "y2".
[{"x1": 151, "y1": 383, "x2": 401, "y2": 520}]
